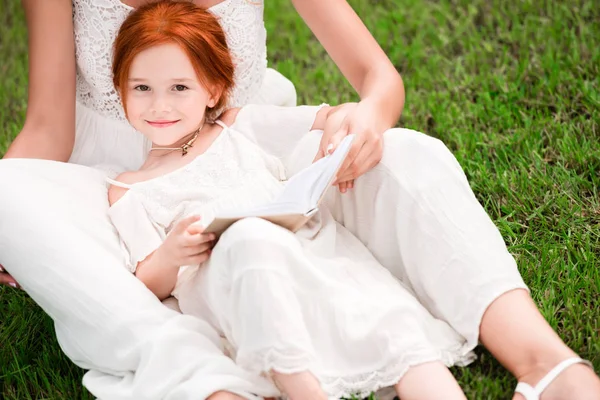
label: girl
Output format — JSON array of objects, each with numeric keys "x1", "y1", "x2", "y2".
[{"x1": 107, "y1": 2, "x2": 475, "y2": 399}]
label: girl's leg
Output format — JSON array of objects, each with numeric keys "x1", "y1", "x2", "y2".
[
  {"x1": 206, "y1": 218, "x2": 327, "y2": 400},
  {"x1": 0, "y1": 159, "x2": 277, "y2": 400},
  {"x1": 271, "y1": 371, "x2": 327, "y2": 400},
  {"x1": 394, "y1": 361, "x2": 466, "y2": 400},
  {"x1": 303, "y1": 129, "x2": 599, "y2": 397}
]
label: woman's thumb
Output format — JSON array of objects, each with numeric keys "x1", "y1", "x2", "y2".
[{"x1": 327, "y1": 125, "x2": 349, "y2": 155}]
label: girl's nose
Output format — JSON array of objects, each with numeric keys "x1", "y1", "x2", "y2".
[{"x1": 150, "y1": 95, "x2": 172, "y2": 114}]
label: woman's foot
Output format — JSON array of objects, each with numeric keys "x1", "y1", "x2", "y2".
[
  {"x1": 480, "y1": 290, "x2": 600, "y2": 399},
  {"x1": 513, "y1": 360, "x2": 600, "y2": 400}
]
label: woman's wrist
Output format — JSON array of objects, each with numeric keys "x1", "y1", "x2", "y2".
[{"x1": 358, "y1": 67, "x2": 404, "y2": 130}]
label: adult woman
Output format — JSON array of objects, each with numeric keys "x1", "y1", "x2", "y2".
[{"x1": 0, "y1": 1, "x2": 598, "y2": 400}]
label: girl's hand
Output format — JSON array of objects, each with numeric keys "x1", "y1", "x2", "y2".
[
  {"x1": 154, "y1": 216, "x2": 216, "y2": 267},
  {"x1": 0, "y1": 264, "x2": 20, "y2": 289},
  {"x1": 313, "y1": 101, "x2": 387, "y2": 193}
]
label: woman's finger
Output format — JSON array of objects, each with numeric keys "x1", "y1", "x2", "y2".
[
  {"x1": 337, "y1": 144, "x2": 378, "y2": 183},
  {"x1": 0, "y1": 272, "x2": 20, "y2": 289},
  {"x1": 335, "y1": 138, "x2": 366, "y2": 184}
]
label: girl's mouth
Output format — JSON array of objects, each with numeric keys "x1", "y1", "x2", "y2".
[{"x1": 147, "y1": 119, "x2": 180, "y2": 128}]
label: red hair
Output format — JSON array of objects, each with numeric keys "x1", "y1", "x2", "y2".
[{"x1": 112, "y1": 1, "x2": 234, "y2": 120}]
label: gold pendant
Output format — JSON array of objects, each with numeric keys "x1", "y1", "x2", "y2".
[{"x1": 182, "y1": 144, "x2": 190, "y2": 156}]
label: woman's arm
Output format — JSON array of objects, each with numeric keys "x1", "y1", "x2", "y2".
[
  {"x1": 4, "y1": 0, "x2": 76, "y2": 161},
  {"x1": 291, "y1": 0, "x2": 404, "y2": 126},
  {"x1": 292, "y1": 0, "x2": 404, "y2": 190}
]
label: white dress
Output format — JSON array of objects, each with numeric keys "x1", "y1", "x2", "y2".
[
  {"x1": 107, "y1": 105, "x2": 476, "y2": 399},
  {"x1": 70, "y1": 0, "x2": 296, "y2": 173}
]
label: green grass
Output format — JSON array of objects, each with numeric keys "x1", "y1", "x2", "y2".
[{"x1": 1, "y1": 0, "x2": 599, "y2": 398}]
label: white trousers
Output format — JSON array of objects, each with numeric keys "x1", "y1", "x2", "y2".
[{"x1": 0, "y1": 129, "x2": 527, "y2": 399}]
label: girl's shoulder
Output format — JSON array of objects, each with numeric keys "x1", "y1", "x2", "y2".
[
  {"x1": 218, "y1": 107, "x2": 241, "y2": 127},
  {"x1": 107, "y1": 170, "x2": 145, "y2": 206}
]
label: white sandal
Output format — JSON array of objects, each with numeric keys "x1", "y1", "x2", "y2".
[{"x1": 515, "y1": 357, "x2": 594, "y2": 400}]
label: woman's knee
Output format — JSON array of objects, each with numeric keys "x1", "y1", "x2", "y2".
[{"x1": 377, "y1": 128, "x2": 466, "y2": 190}]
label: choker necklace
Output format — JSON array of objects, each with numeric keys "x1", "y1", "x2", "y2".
[{"x1": 148, "y1": 126, "x2": 202, "y2": 157}]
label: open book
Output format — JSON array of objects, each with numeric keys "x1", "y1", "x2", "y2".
[{"x1": 203, "y1": 134, "x2": 355, "y2": 234}]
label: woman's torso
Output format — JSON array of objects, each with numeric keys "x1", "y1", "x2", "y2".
[{"x1": 70, "y1": 0, "x2": 270, "y2": 172}]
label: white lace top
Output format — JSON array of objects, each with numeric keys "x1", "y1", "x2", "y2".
[{"x1": 73, "y1": 0, "x2": 267, "y2": 122}]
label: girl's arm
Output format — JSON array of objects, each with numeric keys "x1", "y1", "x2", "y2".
[
  {"x1": 291, "y1": 0, "x2": 404, "y2": 186},
  {"x1": 109, "y1": 182, "x2": 214, "y2": 300},
  {"x1": 133, "y1": 218, "x2": 214, "y2": 301},
  {"x1": 4, "y1": 0, "x2": 76, "y2": 161},
  {"x1": 133, "y1": 250, "x2": 181, "y2": 301}
]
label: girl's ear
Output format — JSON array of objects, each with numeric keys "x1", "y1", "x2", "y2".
[{"x1": 207, "y1": 85, "x2": 224, "y2": 108}]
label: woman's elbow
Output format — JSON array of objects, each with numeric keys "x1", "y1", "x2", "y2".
[{"x1": 4, "y1": 123, "x2": 75, "y2": 161}]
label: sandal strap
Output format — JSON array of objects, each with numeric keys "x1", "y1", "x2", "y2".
[
  {"x1": 515, "y1": 357, "x2": 593, "y2": 399},
  {"x1": 515, "y1": 382, "x2": 538, "y2": 400}
]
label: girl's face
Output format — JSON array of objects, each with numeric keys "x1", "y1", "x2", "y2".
[{"x1": 125, "y1": 43, "x2": 217, "y2": 146}]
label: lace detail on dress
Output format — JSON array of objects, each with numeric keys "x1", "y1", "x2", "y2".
[
  {"x1": 242, "y1": 346, "x2": 474, "y2": 399},
  {"x1": 73, "y1": 0, "x2": 267, "y2": 121}
]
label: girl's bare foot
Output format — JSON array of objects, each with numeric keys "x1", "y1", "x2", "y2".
[{"x1": 272, "y1": 370, "x2": 327, "y2": 400}]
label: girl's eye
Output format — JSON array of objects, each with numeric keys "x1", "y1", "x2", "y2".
[
  {"x1": 134, "y1": 85, "x2": 150, "y2": 92},
  {"x1": 174, "y1": 84, "x2": 188, "y2": 92}
]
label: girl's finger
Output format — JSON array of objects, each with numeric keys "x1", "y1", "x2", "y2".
[
  {"x1": 185, "y1": 241, "x2": 214, "y2": 257},
  {"x1": 176, "y1": 215, "x2": 202, "y2": 234},
  {"x1": 188, "y1": 251, "x2": 211, "y2": 265},
  {"x1": 184, "y1": 232, "x2": 215, "y2": 247}
]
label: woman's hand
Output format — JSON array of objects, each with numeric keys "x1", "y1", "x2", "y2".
[
  {"x1": 0, "y1": 264, "x2": 20, "y2": 289},
  {"x1": 154, "y1": 216, "x2": 216, "y2": 268},
  {"x1": 313, "y1": 101, "x2": 387, "y2": 193}
]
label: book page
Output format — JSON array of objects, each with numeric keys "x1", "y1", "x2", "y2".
[
  {"x1": 215, "y1": 134, "x2": 355, "y2": 219},
  {"x1": 271, "y1": 134, "x2": 355, "y2": 210}
]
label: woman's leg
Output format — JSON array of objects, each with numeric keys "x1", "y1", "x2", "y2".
[
  {"x1": 394, "y1": 361, "x2": 466, "y2": 400},
  {"x1": 0, "y1": 159, "x2": 277, "y2": 400},
  {"x1": 313, "y1": 129, "x2": 599, "y2": 397}
]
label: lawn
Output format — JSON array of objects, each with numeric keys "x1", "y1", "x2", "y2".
[{"x1": 1, "y1": 0, "x2": 599, "y2": 399}]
